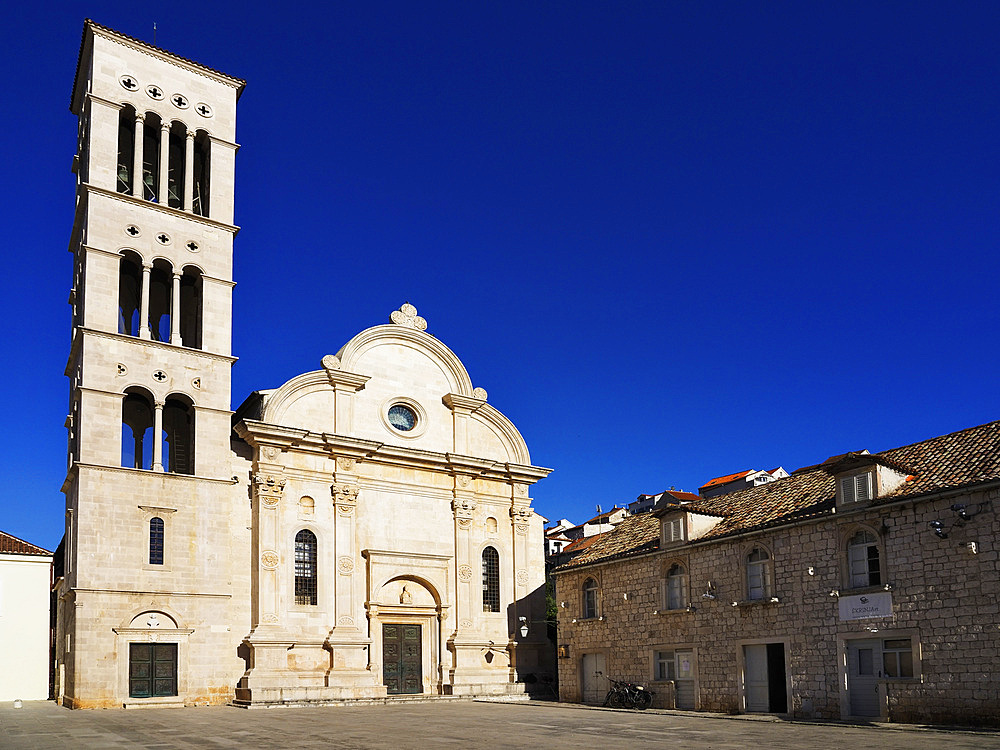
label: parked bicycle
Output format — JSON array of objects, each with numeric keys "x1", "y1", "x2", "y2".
[{"x1": 601, "y1": 675, "x2": 653, "y2": 710}]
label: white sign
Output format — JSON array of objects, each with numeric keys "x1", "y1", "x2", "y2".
[{"x1": 839, "y1": 592, "x2": 892, "y2": 621}]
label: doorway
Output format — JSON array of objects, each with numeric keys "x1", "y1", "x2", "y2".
[
  {"x1": 580, "y1": 652, "x2": 606, "y2": 704},
  {"x1": 743, "y1": 643, "x2": 787, "y2": 713},
  {"x1": 847, "y1": 639, "x2": 880, "y2": 717},
  {"x1": 383, "y1": 624, "x2": 422, "y2": 694},
  {"x1": 129, "y1": 642, "x2": 177, "y2": 698}
]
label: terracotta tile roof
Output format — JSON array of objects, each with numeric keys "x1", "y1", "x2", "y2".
[
  {"x1": 558, "y1": 418, "x2": 1000, "y2": 570},
  {"x1": 0, "y1": 530, "x2": 52, "y2": 556},
  {"x1": 658, "y1": 490, "x2": 701, "y2": 504},
  {"x1": 699, "y1": 469, "x2": 753, "y2": 490},
  {"x1": 562, "y1": 533, "x2": 610, "y2": 554}
]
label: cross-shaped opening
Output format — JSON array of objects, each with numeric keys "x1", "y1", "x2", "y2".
[
  {"x1": 197, "y1": 105, "x2": 210, "y2": 116},
  {"x1": 173, "y1": 95, "x2": 186, "y2": 107},
  {"x1": 148, "y1": 87, "x2": 162, "y2": 98},
  {"x1": 153, "y1": 370, "x2": 167, "y2": 382},
  {"x1": 186, "y1": 242, "x2": 198, "y2": 252},
  {"x1": 126, "y1": 226, "x2": 140, "y2": 236},
  {"x1": 122, "y1": 77, "x2": 137, "y2": 89},
  {"x1": 157, "y1": 234, "x2": 170, "y2": 244}
]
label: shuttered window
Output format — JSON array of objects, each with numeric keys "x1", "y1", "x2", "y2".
[{"x1": 841, "y1": 473, "x2": 872, "y2": 504}]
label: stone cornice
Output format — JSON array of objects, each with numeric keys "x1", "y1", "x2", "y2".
[
  {"x1": 235, "y1": 419, "x2": 551, "y2": 484},
  {"x1": 81, "y1": 184, "x2": 240, "y2": 235},
  {"x1": 63, "y1": 462, "x2": 237, "y2": 493},
  {"x1": 65, "y1": 328, "x2": 237, "y2": 376}
]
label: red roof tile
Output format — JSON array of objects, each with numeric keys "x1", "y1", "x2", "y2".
[
  {"x1": 559, "y1": 418, "x2": 1000, "y2": 570},
  {"x1": 0, "y1": 531, "x2": 52, "y2": 556},
  {"x1": 699, "y1": 470, "x2": 753, "y2": 490}
]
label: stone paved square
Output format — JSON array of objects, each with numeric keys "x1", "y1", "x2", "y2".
[{"x1": 3, "y1": 700, "x2": 1000, "y2": 750}]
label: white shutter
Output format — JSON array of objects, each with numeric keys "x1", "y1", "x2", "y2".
[
  {"x1": 841, "y1": 476, "x2": 855, "y2": 503},
  {"x1": 855, "y1": 473, "x2": 872, "y2": 502}
]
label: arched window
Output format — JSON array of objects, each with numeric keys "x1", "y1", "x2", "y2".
[
  {"x1": 192, "y1": 130, "x2": 211, "y2": 217},
  {"x1": 162, "y1": 396, "x2": 195, "y2": 475},
  {"x1": 665, "y1": 563, "x2": 688, "y2": 610},
  {"x1": 117, "y1": 105, "x2": 136, "y2": 194},
  {"x1": 746, "y1": 547, "x2": 772, "y2": 601},
  {"x1": 121, "y1": 388, "x2": 154, "y2": 470},
  {"x1": 141, "y1": 112, "x2": 161, "y2": 201},
  {"x1": 582, "y1": 577, "x2": 599, "y2": 619},
  {"x1": 149, "y1": 517, "x2": 164, "y2": 565},
  {"x1": 179, "y1": 266, "x2": 203, "y2": 349},
  {"x1": 167, "y1": 122, "x2": 186, "y2": 209},
  {"x1": 482, "y1": 546, "x2": 500, "y2": 613},
  {"x1": 118, "y1": 251, "x2": 142, "y2": 336},
  {"x1": 294, "y1": 530, "x2": 317, "y2": 605},
  {"x1": 848, "y1": 531, "x2": 881, "y2": 588},
  {"x1": 148, "y1": 260, "x2": 173, "y2": 343}
]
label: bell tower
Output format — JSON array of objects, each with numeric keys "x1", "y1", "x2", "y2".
[{"x1": 57, "y1": 19, "x2": 247, "y2": 708}]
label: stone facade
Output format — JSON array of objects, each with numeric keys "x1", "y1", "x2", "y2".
[
  {"x1": 55, "y1": 21, "x2": 551, "y2": 709},
  {"x1": 554, "y1": 426, "x2": 1000, "y2": 726}
]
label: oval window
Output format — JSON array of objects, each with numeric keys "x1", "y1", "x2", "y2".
[{"x1": 387, "y1": 404, "x2": 417, "y2": 432}]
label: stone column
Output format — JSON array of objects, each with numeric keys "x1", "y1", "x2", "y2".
[
  {"x1": 452, "y1": 490, "x2": 477, "y2": 634},
  {"x1": 252, "y1": 473, "x2": 286, "y2": 627},
  {"x1": 170, "y1": 272, "x2": 182, "y2": 345},
  {"x1": 331, "y1": 473, "x2": 360, "y2": 631},
  {"x1": 184, "y1": 130, "x2": 195, "y2": 212},
  {"x1": 158, "y1": 121, "x2": 170, "y2": 204},
  {"x1": 131, "y1": 112, "x2": 145, "y2": 198},
  {"x1": 152, "y1": 401, "x2": 164, "y2": 472},
  {"x1": 139, "y1": 263, "x2": 152, "y2": 340}
]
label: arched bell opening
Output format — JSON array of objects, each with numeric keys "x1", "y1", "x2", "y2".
[
  {"x1": 118, "y1": 250, "x2": 143, "y2": 336},
  {"x1": 162, "y1": 394, "x2": 195, "y2": 475},
  {"x1": 121, "y1": 387, "x2": 154, "y2": 470}
]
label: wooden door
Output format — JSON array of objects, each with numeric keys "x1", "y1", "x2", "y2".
[
  {"x1": 848, "y1": 639, "x2": 881, "y2": 717},
  {"x1": 383, "y1": 624, "x2": 422, "y2": 695},
  {"x1": 581, "y1": 652, "x2": 606, "y2": 704}
]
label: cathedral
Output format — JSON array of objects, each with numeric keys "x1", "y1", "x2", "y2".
[{"x1": 55, "y1": 20, "x2": 551, "y2": 708}]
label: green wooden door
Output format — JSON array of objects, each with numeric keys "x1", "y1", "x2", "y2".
[
  {"x1": 129, "y1": 642, "x2": 177, "y2": 698},
  {"x1": 383, "y1": 624, "x2": 422, "y2": 694}
]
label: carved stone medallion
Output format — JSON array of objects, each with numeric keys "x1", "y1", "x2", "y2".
[
  {"x1": 458, "y1": 565, "x2": 473, "y2": 581},
  {"x1": 262, "y1": 613, "x2": 279, "y2": 624},
  {"x1": 516, "y1": 569, "x2": 529, "y2": 586},
  {"x1": 260, "y1": 550, "x2": 279, "y2": 569},
  {"x1": 472, "y1": 387, "x2": 488, "y2": 400},
  {"x1": 338, "y1": 556, "x2": 355, "y2": 574},
  {"x1": 460, "y1": 619, "x2": 473, "y2": 629},
  {"x1": 321, "y1": 354, "x2": 342, "y2": 371},
  {"x1": 338, "y1": 615, "x2": 355, "y2": 627}
]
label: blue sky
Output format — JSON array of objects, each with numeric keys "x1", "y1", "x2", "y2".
[{"x1": 4, "y1": 2, "x2": 1000, "y2": 549}]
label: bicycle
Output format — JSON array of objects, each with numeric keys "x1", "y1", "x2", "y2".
[{"x1": 602, "y1": 675, "x2": 654, "y2": 710}]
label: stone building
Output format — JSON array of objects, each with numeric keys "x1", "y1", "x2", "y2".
[
  {"x1": 553, "y1": 420, "x2": 1000, "y2": 725},
  {"x1": 55, "y1": 20, "x2": 551, "y2": 708}
]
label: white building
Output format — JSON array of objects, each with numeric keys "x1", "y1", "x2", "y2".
[
  {"x1": 55, "y1": 19, "x2": 551, "y2": 709},
  {"x1": 0, "y1": 531, "x2": 52, "y2": 702}
]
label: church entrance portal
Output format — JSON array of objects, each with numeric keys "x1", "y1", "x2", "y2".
[{"x1": 383, "y1": 624, "x2": 423, "y2": 694}]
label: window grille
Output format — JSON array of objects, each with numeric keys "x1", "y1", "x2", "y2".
[
  {"x1": 295, "y1": 529, "x2": 317, "y2": 605},
  {"x1": 482, "y1": 546, "x2": 500, "y2": 613},
  {"x1": 149, "y1": 517, "x2": 164, "y2": 565}
]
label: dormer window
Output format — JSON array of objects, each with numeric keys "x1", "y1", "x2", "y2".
[
  {"x1": 662, "y1": 515, "x2": 686, "y2": 546},
  {"x1": 840, "y1": 472, "x2": 872, "y2": 504}
]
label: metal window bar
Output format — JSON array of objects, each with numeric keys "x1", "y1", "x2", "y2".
[
  {"x1": 482, "y1": 546, "x2": 500, "y2": 612},
  {"x1": 295, "y1": 530, "x2": 317, "y2": 605}
]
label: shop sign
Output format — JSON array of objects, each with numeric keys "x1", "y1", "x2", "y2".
[{"x1": 839, "y1": 592, "x2": 892, "y2": 620}]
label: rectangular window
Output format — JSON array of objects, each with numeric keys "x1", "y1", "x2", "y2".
[
  {"x1": 841, "y1": 473, "x2": 872, "y2": 504},
  {"x1": 655, "y1": 650, "x2": 676, "y2": 681},
  {"x1": 664, "y1": 517, "x2": 685, "y2": 544},
  {"x1": 882, "y1": 639, "x2": 914, "y2": 678},
  {"x1": 129, "y1": 642, "x2": 177, "y2": 698}
]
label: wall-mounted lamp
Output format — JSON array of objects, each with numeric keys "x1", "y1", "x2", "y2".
[
  {"x1": 652, "y1": 609, "x2": 659, "y2": 615},
  {"x1": 622, "y1": 592, "x2": 629, "y2": 601},
  {"x1": 769, "y1": 597, "x2": 780, "y2": 604},
  {"x1": 518, "y1": 616, "x2": 529, "y2": 638},
  {"x1": 882, "y1": 583, "x2": 894, "y2": 592},
  {"x1": 951, "y1": 503, "x2": 977, "y2": 521},
  {"x1": 702, "y1": 581, "x2": 717, "y2": 600},
  {"x1": 829, "y1": 589, "x2": 840, "y2": 598},
  {"x1": 929, "y1": 520, "x2": 948, "y2": 539},
  {"x1": 598, "y1": 616, "x2": 605, "y2": 621},
  {"x1": 560, "y1": 601, "x2": 567, "y2": 608},
  {"x1": 965, "y1": 541, "x2": 978, "y2": 555},
  {"x1": 730, "y1": 601, "x2": 739, "y2": 608},
  {"x1": 686, "y1": 604, "x2": 697, "y2": 613},
  {"x1": 865, "y1": 625, "x2": 879, "y2": 633},
  {"x1": 807, "y1": 566, "x2": 815, "y2": 576},
  {"x1": 571, "y1": 618, "x2": 577, "y2": 624}
]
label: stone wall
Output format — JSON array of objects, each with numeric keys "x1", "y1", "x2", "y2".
[{"x1": 554, "y1": 486, "x2": 1000, "y2": 725}]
